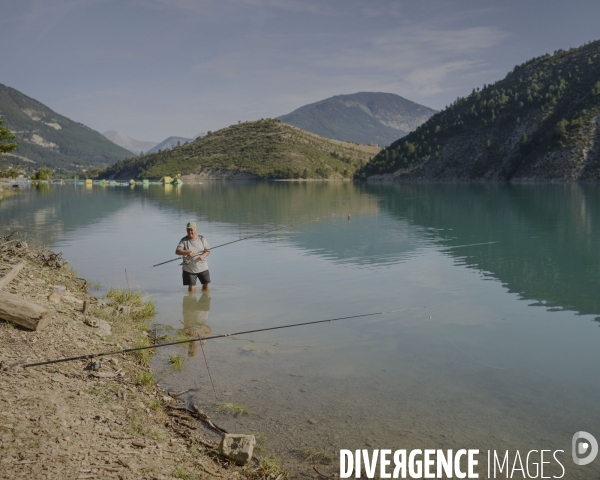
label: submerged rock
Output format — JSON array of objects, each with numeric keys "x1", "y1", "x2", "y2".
[{"x1": 238, "y1": 345, "x2": 270, "y2": 357}]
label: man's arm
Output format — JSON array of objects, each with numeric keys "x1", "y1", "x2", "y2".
[
  {"x1": 196, "y1": 238, "x2": 210, "y2": 261},
  {"x1": 175, "y1": 241, "x2": 194, "y2": 256}
]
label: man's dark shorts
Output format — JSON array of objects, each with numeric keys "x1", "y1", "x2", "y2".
[{"x1": 182, "y1": 270, "x2": 211, "y2": 286}]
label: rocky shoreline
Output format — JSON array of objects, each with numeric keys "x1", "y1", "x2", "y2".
[{"x1": 0, "y1": 238, "x2": 272, "y2": 480}]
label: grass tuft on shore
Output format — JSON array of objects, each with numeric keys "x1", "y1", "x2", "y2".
[
  {"x1": 107, "y1": 287, "x2": 155, "y2": 321},
  {"x1": 172, "y1": 465, "x2": 194, "y2": 479},
  {"x1": 213, "y1": 402, "x2": 250, "y2": 417},
  {"x1": 138, "y1": 371, "x2": 156, "y2": 387},
  {"x1": 254, "y1": 456, "x2": 289, "y2": 479},
  {"x1": 294, "y1": 445, "x2": 333, "y2": 464},
  {"x1": 169, "y1": 354, "x2": 184, "y2": 371}
]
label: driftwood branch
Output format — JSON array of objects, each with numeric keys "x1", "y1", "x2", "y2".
[
  {"x1": 168, "y1": 388, "x2": 191, "y2": 398},
  {"x1": 0, "y1": 291, "x2": 49, "y2": 331},
  {"x1": 191, "y1": 403, "x2": 228, "y2": 434},
  {"x1": 34, "y1": 250, "x2": 67, "y2": 269},
  {"x1": 165, "y1": 404, "x2": 228, "y2": 435},
  {"x1": 0, "y1": 262, "x2": 23, "y2": 290},
  {"x1": 1, "y1": 231, "x2": 19, "y2": 242}
]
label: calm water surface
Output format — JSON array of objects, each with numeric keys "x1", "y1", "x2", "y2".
[{"x1": 2, "y1": 182, "x2": 599, "y2": 478}]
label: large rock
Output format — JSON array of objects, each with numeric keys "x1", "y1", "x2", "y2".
[{"x1": 218, "y1": 434, "x2": 256, "y2": 465}]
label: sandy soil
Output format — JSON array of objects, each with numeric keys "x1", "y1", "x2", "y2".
[{"x1": 0, "y1": 240, "x2": 263, "y2": 480}]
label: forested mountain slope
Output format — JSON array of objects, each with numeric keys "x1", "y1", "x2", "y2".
[
  {"x1": 358, "y1": 40, "x2": 600, "y2": 182},
  {"x1": 0, "y1": 84, "x2": 131, "y2": 172}
]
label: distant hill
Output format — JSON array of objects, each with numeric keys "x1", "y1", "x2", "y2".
[
  {"x1": 359, "y1": 40, "x2": 600, "y2": 182},
  {"x1": 0, "y1": 83, "x2": 132, "y2": 172},
  {"x1": 102, "y1": 131, "x2": 157, "y2": 155},
  {"x1": 98, "y1": 119, "x2": 381, "y2": 180},
  {"x1": 278, "y1": 92, "x2": 436, "y2": 146},
  {"x1": 147, "y1": 135, "x2": 199, "y2": 154}
]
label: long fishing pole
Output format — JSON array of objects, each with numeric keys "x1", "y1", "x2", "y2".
[
  {"x1": 151, "y1": 217, "x2": 320, "y2": 268},
  {"x1": 20, "y1": 308, "x2": 420, "y2": 369}
]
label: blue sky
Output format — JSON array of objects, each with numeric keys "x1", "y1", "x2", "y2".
[{"x1": 2, "y1": 0, "x2": 599, "y2": 141}]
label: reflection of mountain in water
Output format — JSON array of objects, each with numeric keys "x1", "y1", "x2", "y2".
[
  {"x1": 0, "y1": 182, "x2": 383, "y2": 254},
  {"x1": 4, "y1": 182, "x2": 599, "y2": 319},
  {"x1": 144, "y1": 182, "x2": 379, "y2": 225},
  {"x1": 286, "y1": 216, "x2": 428, "y2": 267},
  {"x1": 0, "y1": 185, "x2": 134, "y2": 246},
  {"x1": 144, "y1": 182, "x2": 426, "y2": 266},
  {"x1": 368, "y1": 183, "x2": 600, "y2": 317}
]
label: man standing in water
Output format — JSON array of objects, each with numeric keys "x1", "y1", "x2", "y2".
[{"x1": 175, "y1": 222, "x2": 211, "y2": 291}]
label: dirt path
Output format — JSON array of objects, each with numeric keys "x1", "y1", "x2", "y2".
[{"x1": 0, "y1": 240, "x2": 264, "y2": 480}]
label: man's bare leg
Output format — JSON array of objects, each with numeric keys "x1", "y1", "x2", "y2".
[
  {"x1": 188, "y1": 285, "x2": 196, "y2": 292},
  {"x1": 202, "y1": 283, "x2": 210, "y2": 291}
]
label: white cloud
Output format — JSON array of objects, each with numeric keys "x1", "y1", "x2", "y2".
[
  {"x1": 0, "y1": 0, "x2": 539, "y2": 139},
  {"x1": 188, "y1": 23, "x2": 507, "y2": 108}
]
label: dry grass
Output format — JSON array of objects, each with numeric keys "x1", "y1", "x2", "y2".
[
  {"x1": 138, "y1": 371, "x2": 156, "y2": 387},
  {"x1": 253, "y1": 456, "x2": 289, "y2": 479},
  {"x1": 106, "y1": 287, "x2": 155, "y2": 320},
  {"x1": 294, "y1": 445, "x2": 333, "y2": 464}
]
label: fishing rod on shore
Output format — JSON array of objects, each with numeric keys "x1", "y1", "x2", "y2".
[
  {"x1": 151, "y1": 217, "x2": 321, "y2": 268},
  {"x1": 19, "y1": 307, "x2": 422, "y2": 369}
]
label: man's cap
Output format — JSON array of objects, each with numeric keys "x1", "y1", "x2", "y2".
[{"x1": 186, "y1": 222, "x2": 197, "y2": 229}]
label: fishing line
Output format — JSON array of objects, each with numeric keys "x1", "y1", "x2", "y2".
[
  {"x1": 449, "y1": 340, "x2": 506, "y2": 370},
  {"x1": 151, "y1": 217, "x2": 321, "y2": 268},
  {"x1": 19, "y1": 308, "x2": 422, "y2": 369},
  {"x1": 198, "y1": 336, "x2": 218, "y2": 401},
  {"x1": 437, "y1": 241, "x2": 500, "y2": 250}
]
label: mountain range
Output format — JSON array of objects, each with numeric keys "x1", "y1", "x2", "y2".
[
  {"x1": 103, "y1": 131, "x2": 204, "y2": 155},
  {"x1": 278, "y1": 92, "x2": 437, "y2": 146},
  {"x1": 97, "y1": 119, "x2": 381, "y2": 180},
  {"x1": 148, "y1": 135, "x2": 200, "y2": 153},
  {"x1": 359, "y1": 40, "x2": 600, "y2": 182},
  {"x1": 0, "y1": 83, "x2": 131, "y2": 172},
  {"x1": 102, "y1": 131, "x2": 157, "y2": 155}
]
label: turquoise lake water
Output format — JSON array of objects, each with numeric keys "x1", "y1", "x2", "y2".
[{"x1": 1, "y1": 182, "x2": 599, "y2": 478}]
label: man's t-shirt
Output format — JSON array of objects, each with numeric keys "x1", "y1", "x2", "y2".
[{"x1": 177, "y1": 235, "x2": 210, "y2": 274}]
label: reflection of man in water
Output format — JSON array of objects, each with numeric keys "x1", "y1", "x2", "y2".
[{"x1": 181, "y1": 292, "x2": 212, "y2": 357}]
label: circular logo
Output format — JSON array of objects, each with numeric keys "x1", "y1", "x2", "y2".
[{"x1": 572, "y1": 432, "x2": 598, "y2": 466}]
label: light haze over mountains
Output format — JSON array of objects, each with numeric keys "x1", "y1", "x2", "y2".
[
  {"x1": 2, "y1": 1, "x2": 598, "y2": 140},
  {"x1": 148, "y1": 135, "x2": 203, "y2": 154},
  {"x1": 102, "y1": 131, "x2": 157, "y2": 155},
  {"x1": 103, "y1": 131, "x2": 205, "y2": 155},
  {"x1": 104, "y1": 91, "x2": 435, "y2": 157}
]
